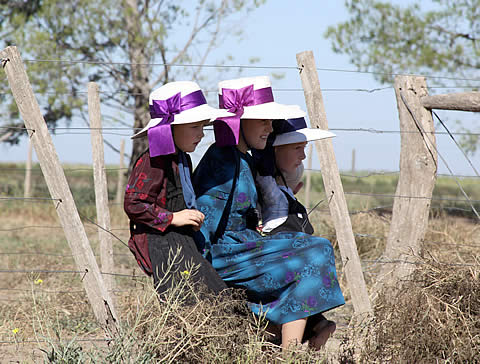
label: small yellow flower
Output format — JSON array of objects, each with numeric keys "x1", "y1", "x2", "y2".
[
  {"x1": 34, "y1": 279, "x2": 43, "y2": 285},
  {"x1": 12, "y1": 328, "x2": 19, "y2": 335},
  {"x1": 181, "y1": 270, "x2": 190, "y2": 278}
]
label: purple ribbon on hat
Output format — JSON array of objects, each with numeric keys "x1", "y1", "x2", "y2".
[
  {"x1": 147, "y1": 90, "x2": 207, "y2": 157},
  {"x1": 214, "y1": 85, "x2": 274, "y2": 147}
]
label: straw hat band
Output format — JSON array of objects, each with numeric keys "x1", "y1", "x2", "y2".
[
  {"x1": 148, "y1": 89, "x2": 207, "y2": 156},
  {"x1": 213, "y1": 75, "x2": 306, "y2": 147},
  {"x1": 149, "y1": 89, "x2": 207, "y2": 119},
  {"x1": 218, "y1": 85, "x2": 274, "y2": 110}
]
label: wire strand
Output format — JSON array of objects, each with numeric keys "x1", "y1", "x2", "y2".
[{"x1": 20, "y1": 58, "x2": 480, "y2": 82}]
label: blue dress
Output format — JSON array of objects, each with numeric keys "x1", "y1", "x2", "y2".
[{"x1": 193, "y1": 144, "x2": 344, "y2": 325}]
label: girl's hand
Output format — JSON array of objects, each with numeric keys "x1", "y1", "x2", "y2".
[{"x1": 171, "y1": 209, "x2": 205, "y2": 230}]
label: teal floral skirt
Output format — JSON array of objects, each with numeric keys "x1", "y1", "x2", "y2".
[{"x1": 210, "y1": 229, "x2": 345, "y2": 324}]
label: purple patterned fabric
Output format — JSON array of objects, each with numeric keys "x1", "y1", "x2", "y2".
[
  {"x1": 147, "y1": 90, "x2": 207, "y2": 156},
  {"x1": 214, "y1": 85, "x2": 274, "y2": 147}
]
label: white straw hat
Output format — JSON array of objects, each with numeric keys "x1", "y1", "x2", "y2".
[
  {"x1": 132, "y1": 81, "x2": 233, "y2": 139},
  {"x1": 218, "y1": 76, "x2": 306, "y2": 120},
  {"x1": 214, "y1": 76, "x2": 306, "y2": 146},
  {"x1": 272, "y1": 118, "x2": 335, "y2": 146}
]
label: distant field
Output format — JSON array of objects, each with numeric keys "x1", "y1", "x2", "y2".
[
  {"x1": 2, "y1": 163, "x2": 478, "y2": 218},
  {"x1": 298, "y1": 169, "x2": 479, "y2": 218}
]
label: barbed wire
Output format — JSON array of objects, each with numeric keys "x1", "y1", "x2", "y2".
[
  {"x1": 3, "y1": 125, "x2": 480, "y2": 137},
  {"x1": 1, "y1": 257, "x2": 477, "y2": 279},
  {"x1": 0, "y1": 287, "x2": 146, "y2": 294},
  {"x1": 0, "y1": 225, "x2": 129, "y2": 232},
  {"x1": 18, "y1": 58, "x2": 480, "y2": 82},
  {"x1": 0, "y1": 85, "x2": 477, "y2": 99},
  {"x1": 0, "y1": 251, "x2": 130, "y2": 257},
  {"x1": 332, "y1": 170, "x2": 480, "y2": 179},
  {"x1": 0, "y1": 196, "x2": 62, "y2": 203},
  {"x1": 0, "y1": 87, "x2": 396, "y2": 96},
  {"x1": 0, "y1": 268, "x2": 150, "y2": 280},
  {"x1": 343, "y1": 192, "x2": 480, "y2": 203},
  {"x1": 433, "y1": 110, "x2": 480, "y2": 178},
  {"x1": 1, "y1": 165, "x2": 478, "y2": 180},
  {"x1": 329, "y1": 127, "x2": 480, "y2": 136},
  {"x1": 361, "y1": 259, "x2": 479, "y2": 268},
  {"x1": 0, "y1": 269, "x2": 83, "y2": 274}
]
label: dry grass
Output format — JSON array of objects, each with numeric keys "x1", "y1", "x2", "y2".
[
  {"x1": 0, "y1": 203, "x2": 330, "y2": 363},
  {"x1": 350, "y1": 256, "x2": 480, "y2": 363},
  {"x1": 1, "y1": 164, "x2": 479, "y2": 362}
]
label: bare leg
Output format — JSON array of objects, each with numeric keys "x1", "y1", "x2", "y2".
[{"x1": 281, "y1": 318, "x2": 307, "y2": 349}]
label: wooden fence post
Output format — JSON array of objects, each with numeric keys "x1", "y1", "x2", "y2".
[
  {"x1": 88, "y1": 82, "x2": 115, "y2": 293},
  {"x1": 1, "y1": 46, "x2": 118, "y2": 334},
  {"x1": 379, "y1": 76, "x2": 437, "y2": 287},
  {"x1": 421, "y1": 91, "x2": 480, "y2": 111},
  {"x1": 115, "y1": 139, "x2": 125, "y2": 205},
  {"x1": 296, "y1": 50, "x2": 372, "y2": 315},
  {"x1": 24, "y1": 137, "x2": 33, "y2": 198}
]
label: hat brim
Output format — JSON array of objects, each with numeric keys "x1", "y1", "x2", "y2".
[
  {"x1": 132, "y1": 104, "x2": 234, "y2": 139},
  {"x1": 240, "y1": 102, "x2": 306, "y2": 120},
  {"x1": 272, "y1": 128, "x2": 336, "y2": 146}
]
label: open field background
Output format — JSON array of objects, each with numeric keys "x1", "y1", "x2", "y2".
[{"x1": 0, "y1": 162, "x2": 479, "y2": 362}]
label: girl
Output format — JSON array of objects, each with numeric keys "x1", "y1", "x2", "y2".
[
  {"x1": 253, "y1": 117, "x2": 336, "y2": 235},
  {"x1": 124, "y1": 81, "x2": 232, "y2": 295},
  {"x1": 193, "y1": 76, "x2": 345, "y2": 350}
]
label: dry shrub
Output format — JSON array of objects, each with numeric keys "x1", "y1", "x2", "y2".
[
  {"x1": 357, "y1": 256, "x2": 480, "y2": 363},
  {"x1": 30, "y1": 252, "x2": 328, "y2": 363},
  {"x1": 118, "y1": 285, "x2": 260, "y2": 362}
]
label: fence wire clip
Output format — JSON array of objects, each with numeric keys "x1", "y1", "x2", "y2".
[
  {"x1": 81, "y1": 268, "x2": 88, "y2": 282},
  {"x1": 1, "y1": 58, "x2": 10, "y2": 68}
]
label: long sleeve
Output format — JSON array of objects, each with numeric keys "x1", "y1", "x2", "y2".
[
  {"x1": 124, "y1": 152, "x2": 173, "y2": 232},
  {"x1": 193, "y1": 145, "x2": 236, "y2": 255},
  {"x1": 256, "y1": 175, "x2": 288, "y2": 232}
]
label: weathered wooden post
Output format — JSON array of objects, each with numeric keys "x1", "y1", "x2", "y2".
[
  {"x1": 24, "y1": 137, "x2": 33, "y2": 198},
  {"x1": 115, "y1": 139, "x2": 125, "y2": 205},
  {"x1": 88, "y1": 82, "x2": 115, "y2": 293},
  {"x1": 421, "y1": 92, "x2": 480, "y2": 112},
  {"x1": 379, "y1": 76, "x2": 437, "y2": 287},
  {"x1": 297, "y1": 50, "x2": 372, "y2": 315},
  {"x1": 1, "y1": 46, "x2": 118, "y2": 334}
]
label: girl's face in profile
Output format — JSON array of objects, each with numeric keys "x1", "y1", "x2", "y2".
[
  {"x1": 173, "y1": 120, "x2": 208, "y2": 153},
  {"x1": 275, "y1": 141, "x2": 307, "y2": 174},
  {"x1": 239, "y1": 119, "x2": 273, "y2": 151}
]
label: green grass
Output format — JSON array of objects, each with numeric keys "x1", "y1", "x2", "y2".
[{"x1": 297, "y1": 170, "x2": 480, "y2": 218}]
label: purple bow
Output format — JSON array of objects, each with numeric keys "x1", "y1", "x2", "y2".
[
  {"x1": 147, "y1": 90, "x2": 207, "y2": 156},
  {"x1": 214, "y1": 85, "x2": 274, "y2": 147}
]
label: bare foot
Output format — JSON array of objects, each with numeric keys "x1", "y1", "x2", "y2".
[{"x1": 308, "y1": 320, "x2": 336, "y2": 350}]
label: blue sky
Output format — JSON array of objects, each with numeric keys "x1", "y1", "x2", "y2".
[{"x1": 1, "y1": 0, "x2": 479, "y2": 176}]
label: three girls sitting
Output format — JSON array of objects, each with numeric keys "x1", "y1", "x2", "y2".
[{"x1": 125, "y1": 76, "x2": 344, "y2": 350}]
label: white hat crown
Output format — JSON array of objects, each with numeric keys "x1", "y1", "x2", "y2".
[
  {"x1": 218, "y1": 76, "x2": 271, "y2": 94},
  {"x1": 149, "y1": 81, "x2": 201, "y2": 105},
  {"x1": 131, "y1": 81, "x2": 233, "y2": 140}
]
